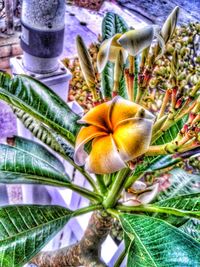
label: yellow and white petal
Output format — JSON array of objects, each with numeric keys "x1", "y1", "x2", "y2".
[
  {"x1": 74, "y1": 125, "x2": 107, "y2": 166},
  {"x1": 78, "y1": 101, "x2": 112, "y2": 131},
  {"x1": 85, "y1": 134, "x2": 126, "y2": 174},
  {"x1": 118, "y1": 26, "x2": 154, "y2": 56},
  {"x1": 109, "y1": 46, "x2": 127, "y2": 64},
  {"x1": 110, "y1": 96, "x2": 155, "y2": 129},
  {"x1": 113, "y1": 118, "x2": 153, "y2": 161},
  {"x1": 97, "y1": 33, "x2": 122, "y2": 73}
]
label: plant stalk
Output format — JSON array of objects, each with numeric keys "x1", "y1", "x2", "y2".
[
  {"x1": 73, "y1": 204, "x2": 102, "y2": 217},
  {"x1": 65, "y1": 183, "x2": 103, "y2": 203},
  {"x1": 116, "y1": 204, "x2": 200, "y2": 220},
  {"x1": 103, "y1": 168, "x2": 131, "y2": 208}
]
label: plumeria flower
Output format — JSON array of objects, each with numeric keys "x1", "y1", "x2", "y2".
[
  {"x1": 74, "y1": 96, "x2": 155, "y2": 174},
  {"x1": 97, "y1": 26, "x2": 155, "y2": 73}
]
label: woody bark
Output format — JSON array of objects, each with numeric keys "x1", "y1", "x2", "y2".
[{"x1": 30, "y1": 211, "x2": 113, "y2": 267}]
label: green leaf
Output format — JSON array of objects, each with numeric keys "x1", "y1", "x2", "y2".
[
  {"x1": 120, "y1": 213, "x2": 200, "y2": 267},
  {"x1": 154, "y1": 193, "x2": 200, "y2": 226},
  {"x1": 102, "y1": 12, "x2": 128, "y2": 42},
  {"x1": 101, "y1": 12, "x2": 129, "y2": 99},
  {"x1": 0, "y1": 205, "x2": 72, "y2": 267},
  {"x1": 101, "y1": 62, "x2": 114, "y2": 99},
  {"x1": 157, "y1": 168, "x2": 200, "y2": 201},
  {"x1": 0, "y1": 74, "x2": 81, "y2": 145},
  {"x1": 0, "y1": 72, "x2": 11, "y2": 88},
  {"x1": 180, "y1": 219, "x2": 200, "y2": 242},
  {"x1": 118, "y1": 74, "x2": 128, "y2": 99},
  {"x1": 0, "y1": 143, "x2": 70, "y2": 187},
  {"x1": 8, "y1": 136, "x2": 65, "y2": 172},
  {"x1": 154, "y1": 115, "x2": 188, "y2": 145}
]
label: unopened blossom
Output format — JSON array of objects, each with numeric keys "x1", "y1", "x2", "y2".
[
  {"x1": 120, "y1": 182, "x2": 159, "y2": 206},
  {"x1": 74, "y1": 96, "x2": 155, "y2": 174}
]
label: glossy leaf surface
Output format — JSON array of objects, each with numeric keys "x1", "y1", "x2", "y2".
[
  {"x1": 154, "y1": 193, "x2": 200, "y2": 226},
  {"x1": 0, "y1": 143, "x2": 70, "y2": 187},
  {"x1": 0, "y1": 205, "x2": 72, "y2": 267},
  {"x1": 120, "y1": 213, "x2": 200, "y2": 267},
  {"x1": 0, "y1": 75, "x2": 80, "y2": 145}
]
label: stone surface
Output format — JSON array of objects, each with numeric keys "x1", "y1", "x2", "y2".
[{"x1": 117, "y1": 0, "x2": 200, "y2": 25}]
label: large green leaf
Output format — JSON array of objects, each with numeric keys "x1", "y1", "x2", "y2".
[
  {"x1": 0, "y1": 143, "x2": 70, "y2": 187},
  {"x1": 0, "y1": 74, "x2": 81, "y2": 145},
  {"x1": 154, "y1": 193, "x2": 200, "y2": 226},
  {"x1": 101, "y1": 12, "x2": 129, "y2": 99},
  {"x1": 120, "y1": 213, "x2": 200, "y2": 267},
  {"x1": 9, "y1": 136, "x2": 65, "y2": 172},
  {"x1": 0, "y1": 205, "x2": 72, "y2": 267}
]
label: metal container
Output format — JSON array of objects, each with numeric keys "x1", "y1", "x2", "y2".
[{"x1": 20, "y1": 0, "x2": 65, "y2": 73}]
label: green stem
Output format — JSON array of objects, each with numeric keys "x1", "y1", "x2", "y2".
[
  {"x1": 114, "y1": 249, "x2": 127, "y2": 267},
  {"x1": 103, "y1": 168, "x2": 131, "y2": 209},
  {"x1": 62, "y1": 156, "x2": 99, "y2": 193},
  {"x1": 96, "y1": 174, "x2": 108, "y2": 195},
  {"x1": 73, "y1": 204, "x2": 102, "y2": 217},
  {"x1": 65, "y1": 183, "x2": 103, "y2": 203},
  {"x1": 116, "y1": 204, "x2": 200, "y2": 220},
  {"x1": 81, "y1": 169, "x2": 99, "y2": 193}
]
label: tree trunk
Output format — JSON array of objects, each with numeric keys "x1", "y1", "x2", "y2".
[{"x1": 30, "y1": 211, "x2": 114, "y2": 267}]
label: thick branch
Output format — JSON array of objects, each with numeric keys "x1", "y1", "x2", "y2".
[{"x1": 30, "y1": 211, "x2": 113, "y2": 267}]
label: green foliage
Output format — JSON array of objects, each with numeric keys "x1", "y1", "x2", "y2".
[
  {"x1": 0, "y1": 205, "x2": 72, "y2": 267},
  {"x1": 0, "y1": 74, "x2": 81, "y2": 145},
  {"x1": 101, "y1": 61, "x2": 114, "y2": 99},
  {"x1": 0, "y1": 141, "x2": 70, "y2": 187},
  {"x1": 120, "y1": 213, "x2": 200, "y2": 267},
  {"x1": 101, "y1": 12, "x2": 129, "y2": 99},
  {"x1": 154, "y1": 193, "x2": 200, "y2": 226},
  {"x1": 127, "y1": 115, "x2": 189, "y2": 187},
  {"x1": 102, "y1": 12, "x2": 128, "y2": 42}
]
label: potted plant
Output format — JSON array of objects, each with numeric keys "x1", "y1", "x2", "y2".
[{"x1": 0, "y1": 6, "x2": 199, "y2": 267}]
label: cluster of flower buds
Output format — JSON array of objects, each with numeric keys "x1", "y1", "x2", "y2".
[
  {"x1": 148, "y1": 22, "x2": 200, "y2": 113},
  {"x1": 160, "y1": 98, "x2": 200, "y2": 154}
]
